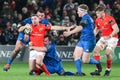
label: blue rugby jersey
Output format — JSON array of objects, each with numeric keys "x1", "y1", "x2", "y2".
[{"x1": 79, "y1": 14, "x2": 96, "y2": 41}]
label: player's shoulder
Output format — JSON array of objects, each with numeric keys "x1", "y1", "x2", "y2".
[{"x1": 105, "y1": 14, "x2": 114, "y2": 20}]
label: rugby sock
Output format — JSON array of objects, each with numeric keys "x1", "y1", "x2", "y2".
[
  {"x1": 35, "y1": 67, "x2": 40, "y2": 73},
  {"x1": 75, "y1": 59, "x2": 82, "y2": 74},
  {"x1": 41, "y1": 64, "x2": 50, "y2": 76},
  {"x1": 64, "y1": 71, "x2": 75, "y2": 76},
  {"x1": 89, "y1": 58, "x2": 99, "y2": 64},
  {"x1": 7, "y1": 58, "x2": 12, "y2": 65},
  {"x1": 7, "y1": 52, "x2": 18, "y2": 65},
  {"x1": 106, "y1": 59, "x2": 112, "y2": 70},
  {"x1": 94, "y1": 55, "x2": 100, "y2": 61},
  {"x1": 94, "y1": 55, "x2": 100, "y2": 70}
]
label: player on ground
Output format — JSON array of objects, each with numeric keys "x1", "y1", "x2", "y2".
[
  {"x1": 64, "y1": 4, "x2": 102, "y2": 76},
  {"x1": 90, "y1": 5, "x2": 119, "y2": 76},
  {"x1": 22, "y1": 14, "x2": 73, "y2": 76},
  {"x1": 29, "y1": 35, "x2": 75, "y2": 76}
]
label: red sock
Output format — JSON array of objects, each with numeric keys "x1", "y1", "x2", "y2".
[
  {"x1": 94, "y1": 55, "x2": 100, "y2": 70},
  {"x1": 107, "y1": 60, "x2": 112, "y2": 69},
  {"x1": 41, "y1": 64, "x2": 50, "y2": 76},
  {"x1": 35, "y1": 67, "x2": 43, "y2": 75},
  {"x1": 35, "y1": 67, "x2": 40, "y2": 73},
  {"x1": 94, "y1": 55, "x2": 100, "y2": 61}
]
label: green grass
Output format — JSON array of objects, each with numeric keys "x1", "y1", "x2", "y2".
[{"x1": 0, "y1": 62, "x2": 120, "y2": 80}]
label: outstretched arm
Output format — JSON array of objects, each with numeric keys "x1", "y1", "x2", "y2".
[
  {"x1": 51, "y1": 25, "x2": 74, "y2": 31},
  {"x1": 64, "y1": 25, "x2": 83, "y2": 37},
  {"x1": 29, "y1": 42, "x2": 47, "y2": 52}
]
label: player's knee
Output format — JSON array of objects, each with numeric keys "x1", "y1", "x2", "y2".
[
  {"x1": 94, "y1": 48, "x2": 100, "y2": 55},
  {"x1": 82, "y1": 59, "x2": 89, "y2": 63}
]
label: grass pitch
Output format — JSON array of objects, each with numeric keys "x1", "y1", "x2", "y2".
[{"x1": 0, "y1": 62, "x2": 120, "y2": 80}]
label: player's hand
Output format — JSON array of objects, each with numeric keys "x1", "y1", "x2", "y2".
[
  {"x1": 29, "y1": 46, "x2": 34, "y2": 50},
  {"x1": 25, "y1": 24, "x2": 31, "y2": 29},
  {"x1": 29, "y1": 42, "x2": 32, "y2": 46},
  {"x1": 103, "y1": 36, "x2": 110, "y2": 40},
  {"x1": 63, "y1": 31, "x2": 71, "y2": 37},
  {"x1": 24, "y1": 34, "x2": 29, "y2": 41}
]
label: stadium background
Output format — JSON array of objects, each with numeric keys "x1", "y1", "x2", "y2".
[{"x1": 0, "y1": 0, "x2": 120, "y2": 80}]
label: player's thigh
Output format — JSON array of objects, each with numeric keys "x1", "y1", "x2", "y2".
[
  {"x1": 82, "y1": 52, "x2": 92, "y2": 63},
  {"x1": 46, "y1": 65, "x2": 56, "y2": 74},
  {"x1": 29, "y1": 50, "x2": 37, "y2": 60},
  {"x1": 14, "y1": 40, "x2": 24, "y2": 51},
  {"x1": 36, "y1": 52, "x2": 45, "y2": 63},
  {"x1": 56, "y1": 62, "x2": 64, "y2": 75},
  {"x1": 106, "y1": 38, "x2": 118, "y2": 55},
  {"x1": 95, "y1": 37, "x2": 106, "y2": 51},
  {"x1": 73, "y1": 46, "x2": 83, "y2": 60},
  {"x1": 82, "y1": 41, "x2": 94, "y2": 63}
]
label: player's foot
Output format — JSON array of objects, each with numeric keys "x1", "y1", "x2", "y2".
[
  {"x1": 3, "y1": 64, "x2": 10, "y2": 71},
  {"x1": 104, "y1": 70, "x2": 111, "y2": 76},
  {"x1": 29, "y1": 70, "x2": 36, "y2": 75},
  {"x1": 45, "y1": 72, "x2": 51, "y2": 76},
  {"x1": 90, "y1": 62, "x2": 102, "y2": 76},
  {"x1": 35, "y1": 70, "x2": 43, "y2": 76},
  {"x1": 75, "y1": 72, "x2": 86, "y2": 76},
  {"x1": 90, "y1": 70, "x2": 101, "y2": 76}
]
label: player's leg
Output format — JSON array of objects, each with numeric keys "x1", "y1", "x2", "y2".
[
  {"x1": 90, "y1": 38, "x2": 106, "y2": 75},
  {"x1": 81, "y1": 40, "x2": 102, "y2": 75},
  {"x1": 29, "y1": 50, "x2": 37, "y2": 75},
  {"x1": 104, "y1": 38, "x2": 118, "y2": 76},
  {"x1": 57, "y1": 61, "x2": 75, "y2": 76},
  {"x1": 3, "y1": 40, "x2": 24, "y2": 71},
  {"x1": 36, "y1": 52, "x2": 50, "y2": 76},
  {"x1": 73, "y1": 45, "x2": 85, "y2": 76}
]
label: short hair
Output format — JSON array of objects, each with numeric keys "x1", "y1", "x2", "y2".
[
  {"x1": 44, "y1": 35, "x2": 52, "y2": 41},
  {"x1": 78, "y1": 4, "x2": 89, "y2": 11},
  {"x1": 95, "y1": 5, "x2": 106, "y2": 12},
  {"x1": 31, "y1": 14, "x2": 38, "y2": 17},
  {"x1": 37, "y1": 9, "x2": 44, "y2": 13}
]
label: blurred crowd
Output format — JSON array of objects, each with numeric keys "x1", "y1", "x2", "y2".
[{"x1": 0, "y1": 0, "x2": 120, "y2": 46}]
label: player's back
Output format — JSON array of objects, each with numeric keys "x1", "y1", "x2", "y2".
[{"x1": 44, "y1": 43, "x2": 61, "y2": 65}]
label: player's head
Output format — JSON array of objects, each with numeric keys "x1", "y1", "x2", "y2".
[
  {"x1": 77, "y1": 4, "x2": 89, "y2": 17},
  {"x1": 36, "y1": 9, "x2": 45, "y2": 21},
  {"x1": 31, "y1": 14, "x2": 39, "y2": 25},
  {"x1": 44, "y1": 35, "x2": 52, "y2": 45},
  {"x1": 95, "y1": 5, "x2": 106, "y2": 19}
]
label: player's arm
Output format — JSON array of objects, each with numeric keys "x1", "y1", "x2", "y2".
[
  {"x1": 94, "y1": 26, "x2": 100, "y2": 36},
  {"x1": 51, "y1": 25, "x2": 74, "y2": 31},
  {"x1": 30, "y1": 46, "x2": 47, "y2": 52},
  {"x1": 110, "y1": 23, "x2": 119, "y2": 37},
  {"x1": 64, "y1": 20, "x2": 86, "y2": 37},
  {"x1": 18, "y1": 24, "x2": 32, "y2": 35}
]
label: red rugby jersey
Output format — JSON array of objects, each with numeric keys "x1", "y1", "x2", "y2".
[
  {"x1": 95, "y1": 14, "x2": 118, "y2": 38},
  {"x1": 30, "y1": 24, "x2": 51, "y2": 47}
]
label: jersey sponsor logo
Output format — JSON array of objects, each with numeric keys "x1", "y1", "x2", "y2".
[{"x1": 39, "y1": 28, "x2": 43, "y2": 32}]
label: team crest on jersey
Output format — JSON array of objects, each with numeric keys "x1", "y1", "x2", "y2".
[
  {"x1": 104, "y1": 22, "x2": 108, "y2": 26},
  {"x1": 39, "y1": 28, "x2": 43, "y2": 31}
]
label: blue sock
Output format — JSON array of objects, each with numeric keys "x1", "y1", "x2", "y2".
[
  {"x1": 7, "y1": 58, "x2": 13, "y2": 65},
  {"x1": 89, "y1": 58, "x2": 99, "y2": 64},
  {"x1": 64, "y1": 71, "x2": 75, "y2": 76},
  {"x1": 75, "y1": 59, "x2": 82, "y2": 74}
]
